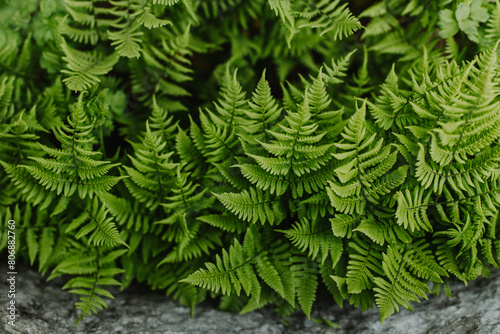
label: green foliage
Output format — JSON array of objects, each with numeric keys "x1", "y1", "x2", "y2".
[
  {"x1": 49, "y1": 247, "x2": 127, "y2": 326},
  {"x1": 268, "y1": 0, "x2": 362, "y2": 46},
  {"x1": 438, "y1": 0, "x2": 490, "y2": 43},
  {"x1": 1, "y1": 0, "x2": 500, "y2": 328},
  {"x1": 61, "y1": 41, "x2": 119, "y2": 91}
]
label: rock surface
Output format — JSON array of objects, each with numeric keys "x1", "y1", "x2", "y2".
[{"x1": 1, "y1": 264, "x2": 499, "y2": 334}]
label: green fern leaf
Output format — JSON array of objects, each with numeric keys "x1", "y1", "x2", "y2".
[
  {"x1": 290, "y1": 255, "x2": 318, "y2": 319},
  {"x1": 346, "y1": 237, "x2": 384, "y2": 294},
  {"x1": 213, "y1": 187, "x2": 284, "y2": 225},
  {"x1": 277, "y1": 218, "x2": 342, "y2": 266},
  {"x1": 395, "y1": 187, "x2": 433, "y2": 232},
  {"x1": 60, "y1": 41, "x2": 119, "y2": 91},
  {"x1": 108, "y1": 23, "x2": 143, "y2": 58}
]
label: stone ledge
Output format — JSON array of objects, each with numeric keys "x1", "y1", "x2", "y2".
[{"x1": 1, "y1": 264, "x2": 499, "y2": 334}]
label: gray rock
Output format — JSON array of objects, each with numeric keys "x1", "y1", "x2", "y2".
[{"x1": 1, "y1": 264, "x2": 499, "y2": 333}]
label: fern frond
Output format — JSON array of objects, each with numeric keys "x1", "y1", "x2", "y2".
[
  {"x1": 153, "y1": 0, "x2": 179, "y2": 5},
  {"x1": 267, "y1": 0, "x2": 296, "y2": 46},
  {"x1": 0, "y1": 109, "x2": 44, "y2": 165},
  {"x1": 208, "y1": 68, "x2": 249, "y2": 130},
  {"x1": 298, "y1": 191, "x2": 334, "y2": 220},
  {"x1": 108, "y1": 22, "x2": 143, "y2": 58},
  {"x1": 306, "y1": 71, "x2": 344, "y2": 138},
  {"x1": 320, "y1": 50, "x2": 356, "y2": 85},
  {"x1": 243, "y1": 69, "x2": 282, "y2": 140},
  {"x1": 277, "y1": 218, "x2": 342, "y2": 266},
  {"x1": 431, "y1": 44, "x2": 500, "y2": 166},
  {"x1": 181, "y1": 227, "x2": 285, "y2": 303},
  {"x1": 374, "y1": 242, "x2": 445, "y2": 323},
  {"x1": 175, "y1": 125, "x2": 207, "y2": 177},
  {"x1": 395, "y1": 187, "x2": 433, "y2": 232},
  {"x1": 66, "y1": 198, "x2": 128, "y2": 248},
  {"x1": 59, "y1": 19, "x2": 99, "y2": 45},
  {"x1": 240, "y1": 95, "x2": 336, "y2": 200},
  {"x1": 327, "y1": 101, "x2": 406, "y2": 215},
  {"x1": 345, "y1": 237, "x2": 384, "y2": 294},
  {"x1": 157, "y1": 223, "x2": 221, "y2": 265},
  {"x1": 485, "y1": 0, "x2": 500, "y2": 44},
  {"x1": 366, "y1": 65, "x2": 409, "y2": 131},
  {"x1": 197, "y1": 214, "x2": 247, "y2": 234},
  {"x1": 290, "y1": 254, "x2": 318, "y2": 319},
  {"x1": 99, "y1": 192, "x2": 153, "y2": 236},
  {"x1": 50, "y1": 247, "x2": 126, "y2": 326},
  {"x1": 160, "y1": 167, "x2": 213, "y2": 214},
  {"x1": 130, "y1": 25, "x2": 196, "y2": 110},
  {"x1": 199, "y1": 110, "x2": 239, "y2": 163},
  {"x1": 19, "y1": 94, "x2": 123, "y2": 200},
  {"x1": 213, "y1": 187, "x2": 284, "y2": 225},
  {"x1": 296, "y1": 0, "x2": 362, "y2": 40},
  {"x1": 0, "y1": 161, "x2": 56, "y2": 206},
  {"x1": 149, "y1": 95, "x2": 178, "y2": 144},
  {"x1": 354, "y1": 215, "x2": 412, "y2": 246},
  {"x1": 330, "y1": 213, "x2": 361, "y2": 239},
  {"x1": 137, "y1": 11, "x2": 172, "y2": 29},
  {"x1": 124, "y1": 122, "x2": 178, "y2": 210},
  {"x1": 60, "y1": 41, "x2": 119, "y2": 91}
]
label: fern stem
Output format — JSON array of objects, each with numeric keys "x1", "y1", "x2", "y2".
[
  {"x1": 355, "y1": 143, "x2": 369, "y2": 211},
  {"x1": 71, "y1": 114, "x2": 81, "y2": 185},
  {"x1": 444, "y1": 64, "x2": 486, "y2": 181},
  {"x1": 286, "y1": 113, "x2": 302, "y2": 179}
]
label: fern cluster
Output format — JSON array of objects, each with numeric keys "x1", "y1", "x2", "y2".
[{"x1": 1, "y1": 0, "x2": 500, "y2": 327}]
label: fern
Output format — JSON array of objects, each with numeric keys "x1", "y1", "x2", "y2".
[
  {"x1": 238, "y1": 94, "x2": 337, "y2": 199},
  {"x1": 129, "y1": 24, "x2": 200, "y2": 111},
  {"x1": 296, "y1": 0, "x2": 362, "y2": 40},
  {"x1": 181, "y1": 227, "x2": 290, "y2": 303},
  {"x1": 277, "y1": 217, "x2": 342, "y2": 267},
  {"x1": 106, "y1": 0, "x2": 173, "y2": 58},
  {"x1": 268, "y1": 0, "x2": 361, "y2": 45},
  {"x1": 242, "y1": 69, "x2": 282, "y2": 142},
  {"x1": 199, "y1": 68, "x2": 248, "y2": 165},
  {"x1": 66, "y1": 197, "x2": 128, "y2": 248},
  {"x1": 2, "y1": 0, "x2": 500, "y2": 327},
  {"x1": 290, "y1": 253, "x2": 319, "y2": 318},
  {"x1": 326, "y1": 100, "x2": 408, "y2": 216},
  {"x1": 62, "y1": 0, "x2": 175, "y2": 54},
  {"x1": 61, "y1": 41, "x2": 119, "y2": 91},
  {"x1": 123, "y1": 122, "x2": 178, "y2": 210},
  {"x1": 374, "y1": 241, "x2": 446, "y2": 323},
  {"x1": 49, "y1": 247, "x2": 127, "y2": 326},
  {"x1": 20, "y1": 93, "x2": 123, "y2": 199},
  {"x1": 214, "y1": 187, "x2": 284, "y2": 225}
]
